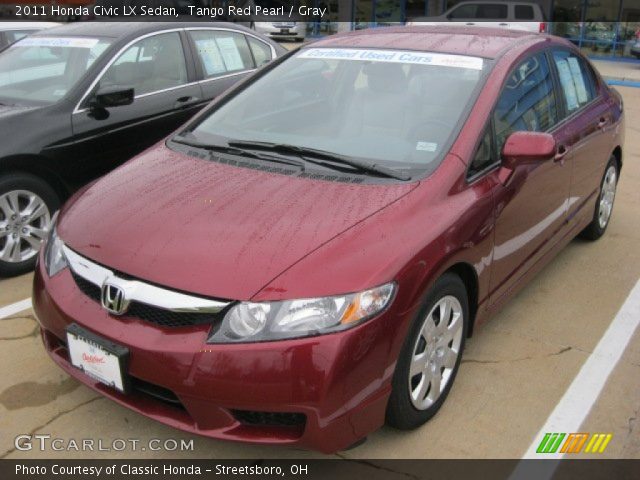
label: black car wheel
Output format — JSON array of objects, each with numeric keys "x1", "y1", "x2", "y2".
[{"x1": 0, "y1": 173, "x2": 60, "y2": 277}]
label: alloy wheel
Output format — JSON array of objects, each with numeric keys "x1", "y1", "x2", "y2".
[
  {"x1": 598, "y1": 165, "x2": 617, "y2": 229},
  {"x1": 408, "y1": 295, "x2": 464, "y2": 410},
  {"x1": 0, "y1": 190, "x2": 51, "y2": 263}
]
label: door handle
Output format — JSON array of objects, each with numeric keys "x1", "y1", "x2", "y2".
[
  {"x1": 597, "y1": 117, "x2": 608, "y2": 129},
  {"x1": 466, "y1": 22, "x2": 475, "y2": 25},
  {"x1": 554, "y1": 145, "x2": 569, "y2": 164},
  {"x1": 175, "y1": 96, "x2": 199, "y2": 107},
  {"x1": 499, "y1": 23, "x2": 508, "y2": 26}
]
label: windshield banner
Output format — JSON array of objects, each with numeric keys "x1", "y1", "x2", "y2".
[
  {"x1": 298, "y1": 48, "x2": 484, "y2": 70},
  {"x1": 13, "y1": 37, "x2": 100, "y2": 49}
]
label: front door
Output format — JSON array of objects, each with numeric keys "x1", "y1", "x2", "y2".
[
  {"x1": 488, "y1": 51, "x2": 572, "y2": 306},
  {"x1": 69, "y1": 30, "x2": 203, "y2": 184}
]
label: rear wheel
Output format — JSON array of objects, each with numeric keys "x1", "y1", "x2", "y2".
[
  {"x1": 0, "y1": 173, "x2": 59, "y2": 277},
  {"x1": 580, "y1": 157, "x2": 618, "y2": 241},
  {"x1": 386, "y1": 273, "x2": 468, "y2": 430}
]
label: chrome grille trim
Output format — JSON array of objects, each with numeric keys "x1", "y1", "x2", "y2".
[{"x1": 63, "y1": 245, "x2": 230, "y2": 314}]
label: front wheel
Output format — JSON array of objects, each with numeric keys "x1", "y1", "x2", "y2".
[
  {"x1": 580, "y1": 157, "x2": 618, "y2": 241},
  {"x1": 386, "y1": 273, "x2": 468, "y2": 430},
  {"x1": 0, "y1": 173, "x2": 60, "y2": 277}
]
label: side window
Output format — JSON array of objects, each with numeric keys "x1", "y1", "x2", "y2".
[
  {"x1": 476, "y1": 4, "x2": 508, "y2": 19},
  {"x1": 247, "y1": 36, "x2": 272, "y2": 67},
  {"x1": 493, "y1": 53, "x2": 558, "y2": 155},
  {"x1": 101, "y1": 32, "x2": 187, "y2": 96},
  {"x1": 514, "y1": 5, "x2": 535, "y2": 20},
  {"x1": 468, "y1": 126, "x2": 496, "y2": 178},
  {"x1": 552, "y1": 50, "x2": 596, "y2": 115},
  {"x1": 189, "y1": 30, "x2": 255, "y2": 78},
  {"x1": 448, "y1": 4, "x2": 477, "y2": 19}
]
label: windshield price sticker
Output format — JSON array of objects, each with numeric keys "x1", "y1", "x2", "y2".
[
  {"x1": 14, "y1": 37, "x2": 100, "y2": 49},
  {"x1": 298, "y1": 48, "x2": 484, "y2": 70}
]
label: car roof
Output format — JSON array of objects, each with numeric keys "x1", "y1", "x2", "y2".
[
  {"x1": 35, "y1": 21, "x2": 249, "y2": 40},
  {"x1": 310, "y1": 25, "x2": 546, "y2": 59}
]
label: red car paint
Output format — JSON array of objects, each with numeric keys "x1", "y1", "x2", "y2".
[{"x1": 33, "y1": 26, "x2": 624, "y2": 453}]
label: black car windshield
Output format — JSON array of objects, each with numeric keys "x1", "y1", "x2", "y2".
[
  {"x1": 189, "y1": 47, "x2": 487, "y2": 175},
  {"x1": 0, "y1": 36, "x2": 113, "y2": 106}
]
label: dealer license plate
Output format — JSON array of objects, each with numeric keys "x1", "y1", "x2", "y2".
[{"x1": 66, "y1": 323, "x2": 129, "y2": 393}]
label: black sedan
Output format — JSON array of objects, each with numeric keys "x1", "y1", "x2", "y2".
[{"x1": 0, "y1": 22, "x2": 285, "y2": 276}]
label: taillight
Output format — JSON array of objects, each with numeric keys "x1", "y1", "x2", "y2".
[{"x1": 539, "y1": 22, "x2": 547, "y2": 33}]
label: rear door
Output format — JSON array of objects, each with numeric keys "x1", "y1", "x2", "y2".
[
  {"x1": 186, "y1": 28, "x2": 272, "y2": 102},
  {"x1": 549, "y1": 48, "x2": 613, "y2": 227},
  {"x1": 69, "y1": 30, "x2": 203, "y2": 181}
]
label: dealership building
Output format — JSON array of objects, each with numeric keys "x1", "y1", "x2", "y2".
[
  {"x1": 1, "y1": 0, "x2": 639, "y2": 59},
  {"x1": 295, "y1": 0, "x2": 640, "y2": 60}
]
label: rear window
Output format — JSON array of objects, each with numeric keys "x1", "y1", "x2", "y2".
[{"x1": 514, "y1": 5, "x2": 535, "y2": 20}]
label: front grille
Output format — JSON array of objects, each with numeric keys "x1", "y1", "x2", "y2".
[
  {"x1": 70, "y1": 271, "x2": 220, "y2": 328},
  {"x1": 126, "y1": 302, "x2": 216, "y2": 328},
  {"x1": 232, "y1": 410, "x2": 306, "y2": 428},
  {"x1": 72, "y1": 271, "x2": 101, "y2": 302}
]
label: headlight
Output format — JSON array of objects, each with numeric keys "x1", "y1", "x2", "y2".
[
  {"x1": 208, "y1": 282, "x2": 395, "y2": 343},
  {"x1": 43, "y1": 214, "x2": 68, "y2": 277}
]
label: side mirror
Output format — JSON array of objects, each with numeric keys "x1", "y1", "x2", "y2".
[
  {"x1": 91, "y1": 86, "x2": 134, "y2": 109},
  {"x1": 502, "y1": 131, "x2": 556, "y2": 169}
]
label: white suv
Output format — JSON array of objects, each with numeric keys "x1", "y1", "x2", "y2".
[{"x1": 408, "y1": 1, "x2": 546, "y2": 33}]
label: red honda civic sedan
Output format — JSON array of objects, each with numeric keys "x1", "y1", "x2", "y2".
[{"x1": 33, "y1": 26, "x2": 624, "y2": 453}]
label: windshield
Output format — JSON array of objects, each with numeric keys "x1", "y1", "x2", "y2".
[
  {"x1": 0, "y1": 36, "x2": 113, "y2": 106},
  {"x1": 189, "y1": 47, "x2": 487, "y2": 176}
]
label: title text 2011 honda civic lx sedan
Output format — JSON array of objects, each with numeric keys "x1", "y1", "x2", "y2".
[{"x1": 32, "y1": 26, "x2": 624, "y2": 453}]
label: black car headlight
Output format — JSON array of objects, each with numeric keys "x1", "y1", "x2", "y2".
[
  {"x1": 43, "y1": 214, "x2": 68, "y2": 277},
  {"x1": 207, "y1": 282, "x2": 395, "y2": 343}
]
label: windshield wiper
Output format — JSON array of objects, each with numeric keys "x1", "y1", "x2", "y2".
[
  {"x1": 171, "y1": 134, "x2": 305, "y2": 170},
  {"x1": 227, "y1": 140, "x2": 411, "y2": 181}
]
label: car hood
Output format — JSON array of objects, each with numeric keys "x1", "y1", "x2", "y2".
[
  {"x1": 58, "y1": 145, "x2": 418, "y2": 301},
  {"x1": 0, "y1": 104, "x2": 39, "y2": 119}
]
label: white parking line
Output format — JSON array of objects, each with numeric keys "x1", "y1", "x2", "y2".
[
  {"x1": 508, "y1": 278, "x2": 640, "y2": 480},
  {"x1": 0, "y1": 298, "x2": 32, "y2": 320}
]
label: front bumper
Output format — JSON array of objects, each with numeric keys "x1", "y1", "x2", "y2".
[{"x1": 32, "y1": 251, "x2": 402, "y2": 453}]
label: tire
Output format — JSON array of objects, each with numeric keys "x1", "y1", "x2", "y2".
[
  {"x1": 386, "y1": 273, "x2": 468, "y2": 430},
  {"x1": 0, "y1": 173, "x2": 60, "y2": 277},
  {"x1": 580, "y1": 156, "x2": 618, "y2": 241}
]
